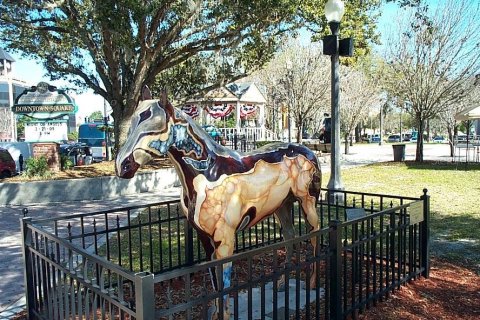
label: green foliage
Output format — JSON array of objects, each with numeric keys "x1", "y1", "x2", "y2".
[
  {"x1": 0, "y1": 0, "x2": 386, "y2": 148},
  {"x1": 302, "y1": 0, "x2": 383, "y2": 66},
  {"x1": 67, "y1": 131, "x2": 78, "y2": 141},
  {"x1": 89, "y1": 111, "x2": 103, "y2": 121},
  {"x1": 255, "y1": 141, "x2": 282, "y2": 148},
  {"x1": 213, "y1": 116, "x2": 236, "y2": 129},
  {"x1": 24, "y1": 156, "x2": 51, "y2": 178},
  {"x1": 60, "y1": 155, "x2": 74, "y2": 171},
  {"x1": 1, "y1": 0, "x2": 423, "y2": 147},
  {"x1": 15, "y1": 115, "x2": 33, "y2": 139}
]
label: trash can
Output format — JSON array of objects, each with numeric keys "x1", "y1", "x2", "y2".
[{"x1": 392, "y1": 144, "x2": 406, "y2": 162}]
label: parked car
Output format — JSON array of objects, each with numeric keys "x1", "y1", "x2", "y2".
[
  {"x1": 433, "y1": 136, "x2": 445, "y2": 143},
  {"x1": 0, "y1": 148, "x2": 16, "y2": 178},
  {"x1": 362, "y1": 134, "x2": 381, "y2": 143},
  {"x1": 387, "y1": 134, "x2": 401, "y2": 143}
]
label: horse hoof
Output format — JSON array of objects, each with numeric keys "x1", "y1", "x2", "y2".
[
  {"x1": 207, "y1": 305, "x2": 218, "y2": 320},
  {"x1": 277, "y1": 280, "x2": 286, "y2": 292}
]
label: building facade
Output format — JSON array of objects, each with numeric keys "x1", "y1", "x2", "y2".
[{"x1": 0, "y1": 48, "x2": 30, "y2": 142}]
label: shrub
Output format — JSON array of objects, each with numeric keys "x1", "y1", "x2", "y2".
[
  {"x1": 60, "y1": 155, "x2": 74, "y2": 170},
  {"x1": 255, "y1": 140, "x2": 282, "y2": 148},
  {"x1": 24, "y1": 156, "x2": 51, "y2": 178}
]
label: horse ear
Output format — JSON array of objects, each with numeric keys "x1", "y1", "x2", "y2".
[
  {"x1": 142, "y1": 86, "x2": 152, "y2": 101},
  {"x1": 160, "y1": 88, "x2": 168, "y2": 106}
]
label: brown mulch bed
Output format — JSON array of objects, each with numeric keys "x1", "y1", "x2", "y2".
[
  {"x1": 4, "y1": 157, "x2": 173, "y2": 182},
  {"x1": 359, "y1": 259, "x2": 480, "y2": 320},
  {"x1": 12, "y1": 258, "x2": 479, "y2": 320}
]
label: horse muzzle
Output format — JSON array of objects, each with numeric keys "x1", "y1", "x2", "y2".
[{"x1": 116, "y1": 153, "x2": 140, "y2": 179}]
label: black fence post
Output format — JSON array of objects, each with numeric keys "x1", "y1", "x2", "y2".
[
  {"x1": 420, "y1": 188, "x2": 430, "y2": 278},
  {"x1": 185, "y1": 220, "x2": 194, "y2": 266},
  {"x1": 21, "y1": 217, "x2": 35, "y2": 319},
  {"x1": 329, "y1": 220, "x2": 342, "y2": 320}
]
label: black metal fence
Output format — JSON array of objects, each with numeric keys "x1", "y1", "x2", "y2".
[
  {"x1": 21, "y1": 188, "x2": 430, "y2": 319},
  {"x1": 220, "y1": 133, "x2": 258, "y2": 153}
]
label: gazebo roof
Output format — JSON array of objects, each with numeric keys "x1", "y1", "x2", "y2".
[
  {"x1": 234, "y1": 82, "x2": 266, "y2": 104},
  {"x1": 187, "y1": 82, "x2": 266, "y2": 104},
  {"x1": 0, "y1": 48, "x2": 15, "y2": 62},
  {"x1": 455, "y1": 105, "x2": 480, "y2": 121}
]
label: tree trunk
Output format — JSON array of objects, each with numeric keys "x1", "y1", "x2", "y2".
[
  {"x1": 415, "y1": 114, "x2": 425, "y2": 162},
  {"x1": 426, "y1": 118, "x2": 431, "y2": 142},
  {"x1": 344, "y1": 133, "x2": 349, "y2": 154},
  {"x1": 447, "y1": 124, "x2": 454, "y2": 157},
  {"x1": 296, "y1": 121, "x2": 303, "y2": 143},
  {"x1": 112, "y1": 100, "x2": 136, "y2": 155},
  {"x1": 355, "y1": 123, "x2": 361, "y2": 143}
]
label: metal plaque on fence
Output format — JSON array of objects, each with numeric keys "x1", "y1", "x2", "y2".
[
  {"x1": 408, "y1": 201, "x2": 424, "y2": 225},
  {"x1": 346, "y1": 208, "x2": 366, "y2": 221}
]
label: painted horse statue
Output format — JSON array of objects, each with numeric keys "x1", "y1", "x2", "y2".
[{"x1": 116, "y1": 88, "x2": 321, "y2": 319}]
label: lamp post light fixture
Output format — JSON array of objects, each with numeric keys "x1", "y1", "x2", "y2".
[{"x1": 322, "y1": 0, "x2": 354, "y2": 202}]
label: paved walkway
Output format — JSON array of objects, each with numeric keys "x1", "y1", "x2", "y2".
[
  {"x1": 0, "y1": 142, "x2": 454, "y2": 318},
  {"x1": 0, "y1": 188, "x2": 181, "y2": 319}
]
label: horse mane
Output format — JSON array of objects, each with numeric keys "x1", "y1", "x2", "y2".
[{"x1": 160, "y1": 100, "x2": 243, "y2": 161}]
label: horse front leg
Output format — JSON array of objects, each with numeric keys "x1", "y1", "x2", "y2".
[
  {"x1": 274, "y1": 200, "x2": 295, "y2": 291},
  {"x1": 300, "y1": 197, "x2": 320, "y2": 289},
  {"x1": 209, "y1": 225, "x2": 235, "y2": 320}
]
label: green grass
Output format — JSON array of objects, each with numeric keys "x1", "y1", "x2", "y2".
[{"x1": 323, "y1": 161, "x2": 480, "y2": 268}]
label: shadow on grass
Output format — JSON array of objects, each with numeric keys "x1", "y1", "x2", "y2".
[
  {"x1": 403, "y1": 160, "x2": 480, "y2": 171},
  {"x1": 431, "y1": 213, "x2": 480, "y2": 269},
  {"x1": 363, "y1": 160, "x2": 480, "y2": 171}
]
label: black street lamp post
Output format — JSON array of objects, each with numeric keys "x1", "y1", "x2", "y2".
[{"x1": 322, "y1": 0, "x2": 353, "y2": 202}]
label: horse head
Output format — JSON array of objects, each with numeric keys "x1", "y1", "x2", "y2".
[{"x1": 116, "y1": 87, "x2": 174, "y2": 178}]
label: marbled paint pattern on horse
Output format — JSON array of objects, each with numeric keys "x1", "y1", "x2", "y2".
[{"x1": 116, "y1": 89, "x2": 321, "y2": 319}]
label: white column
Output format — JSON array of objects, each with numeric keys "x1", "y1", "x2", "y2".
[
  {"x1": 235, "y1": 101, "x2": 241, "y2": 130},
  {"x1": 258, "y1": 103, "x2": 265, "y2": 140}
]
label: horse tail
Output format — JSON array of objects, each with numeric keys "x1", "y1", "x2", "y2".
[{"x1": 311, "y1": 161, "x2": 322, "y2": 202}]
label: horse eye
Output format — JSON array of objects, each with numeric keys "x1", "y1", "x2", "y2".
[{"x1": 138, "y1": 108, "x2": 152, "y2": 125}]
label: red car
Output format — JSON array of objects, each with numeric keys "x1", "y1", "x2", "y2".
[{"x1": 0, "y1": 148, "x2": 16, "y2": 179}]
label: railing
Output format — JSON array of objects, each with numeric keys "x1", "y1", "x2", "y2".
[
  {"x1": 219, "y1": 127, "x2": 278, "y2": 142},
  {"x1": 22, "y1": 189, "x2": 430, "y2": 319}
]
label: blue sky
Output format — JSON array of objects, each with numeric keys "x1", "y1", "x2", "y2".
[{"x1": 7, "y1": 0, "x2": 409, "y2": 119}]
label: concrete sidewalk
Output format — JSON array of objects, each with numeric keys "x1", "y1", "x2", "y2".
[{"x1": 0, "y1": 187, "x2": 182, "y2": 319}]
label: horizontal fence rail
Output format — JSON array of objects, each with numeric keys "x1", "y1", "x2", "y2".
[{"x1": 22, "y1": 189, "x2": 430, "y2": 319}]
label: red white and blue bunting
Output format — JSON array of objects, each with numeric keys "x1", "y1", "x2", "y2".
[
  {"x1": 181, "y1": 104, "x2": 200, "y2": 118},
  {"x1": 240, "y1": 104, "x2": 257, "y2": 119},
  {"x1": 205, "y1": 103, "x2": 235, "y2": 119}
]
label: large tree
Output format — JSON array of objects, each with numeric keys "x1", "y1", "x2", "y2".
[
  {"x1": 256, "y1": 40, "x2": 331, "y2": 143},
  {"x1": 0, "y1": 0, "x2": 399, "y2": 148},
  {"x1": 438, "y1": 77, "x2": 480, "y2": 156},
  {"x1": 382, "y1": 0, "x2": 480, "y2": 161},
  {"x1": 0, "y1": 0, "x2": 305, "y2": 147},
  {"x1": 340, "y1": 67, "x2": 381, "y2": 154}
]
